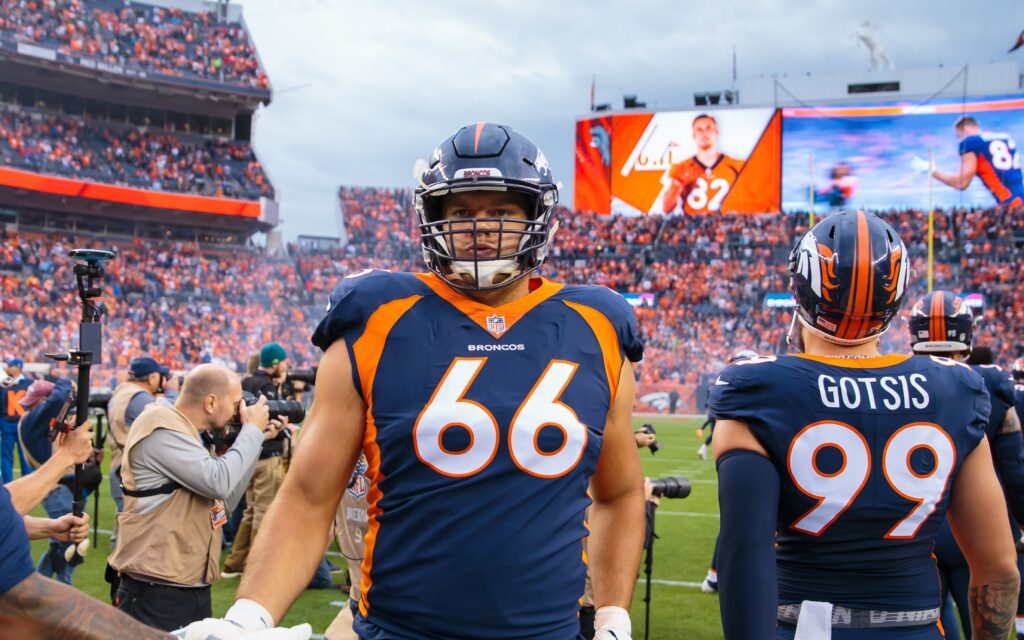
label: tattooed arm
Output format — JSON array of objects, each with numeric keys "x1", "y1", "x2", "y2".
[
  {"x1": 948, "y1": 438, "x2": 1020, "y2": 640},
  {"x1": 0, "y1": 573, "x2": 169, "y2": 640}
]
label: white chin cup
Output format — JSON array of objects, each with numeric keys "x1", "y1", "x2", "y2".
[{"x1": 450, "y1": 258, "x2": 520, "y2": 288}]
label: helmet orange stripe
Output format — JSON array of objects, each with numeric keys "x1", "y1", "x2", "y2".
[
  {"x1": 936, "y1": 291, "x2": 946, "y2": 343},
  {"x1": 473, "y1": 122, "x2": 486, "y2": 153},
  {"x1": 858, "y1": 211, "x2": 874, "y2": 338},
  {"x1": 929, "y1": 291, "x2": 941, "y2": 343}
]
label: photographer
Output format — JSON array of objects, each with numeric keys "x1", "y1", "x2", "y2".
[
  {"x1": 222, "y1": 342, "x2": 290, "y2": 578},
  {"x1": 107, "y1": 356, "x2": 178, "y2": 516},
  {"x1": 108, "y1": 364, "x2": 280, "y2": 631}
]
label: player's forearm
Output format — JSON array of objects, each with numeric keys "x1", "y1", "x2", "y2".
[
  {"x1": 933, "y1": 170, "x2": 969, "y2": 190},
  {"x1": 235, "y1": 478, "x2": 336, "y2": 622},
  {"x1": 0, "y1": 573, "x2": 170, "y2": 639},
  {"x1": 968, "y1": 574, "x2": 1019, "y2": 640},
  {"x1": 6, "y1": 451, "x2": 72, "y2": 514},
  {"x1": 587, "y1": 488, "x2": 645, "y2": 608}
]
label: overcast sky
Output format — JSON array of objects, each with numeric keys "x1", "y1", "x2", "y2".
[{"x1": 236, "y1": 0, "x2": 1024, "y2": 239}]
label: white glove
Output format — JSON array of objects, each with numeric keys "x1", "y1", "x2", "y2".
[
  {"x1": 594, "y1": 606, "x2": 632, "y2": 640},
  {"x1": 910, "y1": 155, "x2": 933, "y2": 175},
  {"x1": 172, "y1": 599, "x2": 312, "y2": 639}
]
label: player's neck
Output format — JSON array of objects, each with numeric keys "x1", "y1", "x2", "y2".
[
  {"x1": 802, "y1": 329, "x2": 882, "y2": 358},
  {"x1": 696, "y1": 149, "x2": 720, "y2": 166},
  {"x1": 458, "y1": 277, "x2": 531, "y2": 307}
]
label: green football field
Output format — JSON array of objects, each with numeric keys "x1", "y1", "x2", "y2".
[{"x1": 27, "y1": 417, "x2": 724, "y2": 639}]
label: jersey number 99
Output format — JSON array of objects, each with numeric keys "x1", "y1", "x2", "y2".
[{"x1": 787, "y1": 421, "x2": 955, "y2": 538}]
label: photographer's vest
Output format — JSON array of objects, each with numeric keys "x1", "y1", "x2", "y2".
[
  {"x1": 108, "y1": 381, "x2": 150, "y2": 471},
  {"x1": 108, "y1": 405, "x2": 221, "y2": 585}
]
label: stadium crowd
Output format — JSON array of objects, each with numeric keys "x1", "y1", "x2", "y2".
[
  {"x1": 1, "y1": 189, "x2": 1020, "y2": 410},
  {"x1": 0, "y1": 0, "x2": 269, "y2": 89},
  {"x1": 0, "y1": 105, "x2": 272, "y2": 198}
]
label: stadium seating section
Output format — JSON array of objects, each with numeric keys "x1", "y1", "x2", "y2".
[
  {"x1": 0, "y1": 0, "x2": 269, "y2": 89},
  {"x1": 2, "y1": 188, "x2": 1020, "y2": 412},
  {"x1": 0, "y1": 104, "x2": 272, "y2": 198}
]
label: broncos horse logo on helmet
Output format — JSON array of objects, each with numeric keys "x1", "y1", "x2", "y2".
[
  {"x1": 414, "y1": 123, "x2": 559, "y2": 290},
  {"x1": 788, "y1": 210, "x2": 910, "y2": 349},
  {"x1": 907, "y1": 290, "x2": 975, "y2": 354}
]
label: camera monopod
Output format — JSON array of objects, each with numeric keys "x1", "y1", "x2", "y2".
[
  {"x1": 46, "y1": 248, "x2": 115, "y2": 563},
  {"x1": 641, "y1": 476, "x2": 692, "y2": 640}
]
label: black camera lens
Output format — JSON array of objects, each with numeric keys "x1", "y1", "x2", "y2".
[
  {"x1": 640, "y1": 423, "x2": 661, "y2": 454},
  {"x1": 88, "y1": 391, "x2": 112, "y2": 410},
  {"x1": 265, "y1": 399, "x2": 305, "y2": 424},
  {"x1": 286, "y1": 368, "x2": 317, "y2": 385},
  {"x1": 649, "y1": 476, "x2": 691, "y2": 500}
]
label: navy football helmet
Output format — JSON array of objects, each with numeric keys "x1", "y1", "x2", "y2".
[
  {"x1": 788, "y1": 210, "x2": 910, "y2": 349},
  {"x1": 415, "y1": 123, "x2": 559, "y2": 290},
  {"x1": 908, "y1": 290, "x2": 974, "y2": 354}
]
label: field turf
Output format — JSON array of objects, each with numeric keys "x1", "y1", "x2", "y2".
[{"x1": 27, "y1": 417, "x2": 724, "y2": 639}]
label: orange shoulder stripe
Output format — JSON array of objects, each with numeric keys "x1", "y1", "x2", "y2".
[
  {"x1": 563, "y1": 300, "x2": 623, "y2": 403},
  {"x1": 350, "y1": 293, "x2": 421, "y2": 616}
]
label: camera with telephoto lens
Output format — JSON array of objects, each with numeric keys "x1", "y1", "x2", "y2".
[
  {"x1": 232, "y1": 391, "x2": 306, "y2": 426},
  {"x1": 639, "y1": 423, "x2": 661, "y2": 454},
  {"x1": 649, "y1": 476, "x2": 691, "y2": 499},
  {"x1": 286, "y1": 367, "x2": 317, "y2": 386},
  {"x1": 88, "y1": 391, "x2": 111, "y2": 411}
]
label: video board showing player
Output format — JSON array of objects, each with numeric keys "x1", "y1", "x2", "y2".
[
  {"x1": 574, "y1": 108, "x2": 781, "y2": 216},
  {"x1": 781, "y1": 95, "x2": 1024, "y2": 211}
]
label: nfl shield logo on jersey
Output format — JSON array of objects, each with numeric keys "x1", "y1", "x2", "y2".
[{"x1": 486, "y1": 314, "x2": 507, "y2": 337}]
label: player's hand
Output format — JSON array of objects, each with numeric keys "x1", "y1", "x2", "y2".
[
  {"x1": 910, "y1": 155, "x2": 933, "y2": 175},
  {"x1": 56, "y1": 421, "x2": 94, "y2": 465},
  {"x1": 171, "y1": 621, "x2": 312, "y2": 639},
  {"x1": 633, "y1": 431, "x2": 656, "y2": 448},
  {"x1": 49, "y1": 513, "x2": 90, "y2": 543},
  {"x1": 240, "y1": 395, "x2": 270, "y2": 432},
  {"x1": 594, "y1": 606, "x2": 632, "y2": 640},
  {"x1": 172, "y1": 599, "x2": 312, "y2": 639}
]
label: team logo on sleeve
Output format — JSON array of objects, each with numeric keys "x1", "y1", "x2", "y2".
[
  {"x1": 794, "y1": 231, "x2": 840, "y2": 303},
  {"x1": 486, "y1": 314, "x2": 507, "y2": 337}
]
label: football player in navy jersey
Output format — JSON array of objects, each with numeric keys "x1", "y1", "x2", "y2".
[
  {"x1": 917, "y1": 117, "x2": 1024, "y2": 207},
  {"x1": 907, "y1": 295, "x2": 1024, "y2": 639},
  {"x1": 177, "y1": 124, "x2": 646, "y2": 640},
  {"x1": 710, "y1": 210, "x2": 1019, "y2": 640}
]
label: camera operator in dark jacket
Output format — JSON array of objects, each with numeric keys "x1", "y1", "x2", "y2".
[{"x1": 222, "y1": 342, "x2": 291, "y2": 578}]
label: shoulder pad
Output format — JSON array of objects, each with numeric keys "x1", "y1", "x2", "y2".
[
  {"x1": 707, "y1": 356, "x2": 781, "y2": 422},
  {"x1": 973, "y1": 364, "x2": 1016, "y2": 404},
  {"x1": 557, "y1": 284, "x2": 644, "y2": 362},
  {"x1": 311, "y1": 270, "x2": 427, "y2": 352}
]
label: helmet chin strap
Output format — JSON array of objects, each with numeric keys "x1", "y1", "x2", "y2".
[{"x1": 787, "y1": 312, "x2": 805, "y2": 353}]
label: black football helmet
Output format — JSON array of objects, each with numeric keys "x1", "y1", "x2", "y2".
[
  {"x1": 907, "y1": 290, "x2": 974, "y2": 354},
  {"x1": 415, "y1": 123, "x2": 559, "y2": 290},
  {"x1": 788, "y1": 210, "x2": 910, "y2": 349}
]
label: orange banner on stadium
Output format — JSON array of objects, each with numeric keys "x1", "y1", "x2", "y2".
[{"x1": 0, "y1": 166, "x2": 262, "y2": 217}]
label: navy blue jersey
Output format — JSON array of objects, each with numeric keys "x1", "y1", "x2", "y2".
[
  {"x1": 1016, "y1": 383, "x2": 1024, "y2": 416},
  {"x1": 311, "y1": 270, "x2": 643, "y2": 640},
  {"x1": 959, "y1": 132, "x2": 1024, "y2": 205},
  {"x1": 0, "y1": 486, "x2": 33, "y2": 594},
  {"x1": 972, "y1": 364, "x2": 1016, "y2": 439},
  {"x1": 709, "y1": 353, "x2": 988, "y2": 611}
]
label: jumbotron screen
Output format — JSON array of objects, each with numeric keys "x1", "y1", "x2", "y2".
[
  {"x1": 574, "y1": 108, "x2": 782, "y2": 215},
  {"x1": 782, "y1": 95, "x2": 1024, "y2": 211}
]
